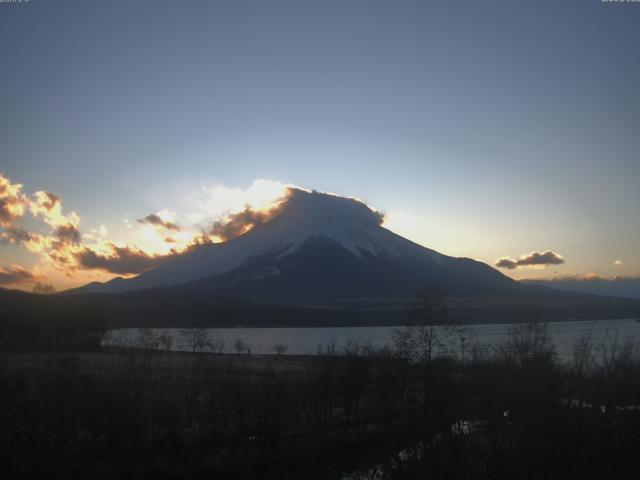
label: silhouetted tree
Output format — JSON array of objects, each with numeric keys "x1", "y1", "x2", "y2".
[
  {"x1": 394, "y1": 289, "x2": 462, "y2": 361},
  {"x1": 180, "y1": 328, "x2": 211, "y2": 353}
]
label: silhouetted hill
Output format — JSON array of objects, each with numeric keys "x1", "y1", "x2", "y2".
[
  {"x1": 522, "y1": 277, "x2": 640, "y2": 300},
  {"x1": 0, "y1": 288, "x2": 105, "y2": 349}
]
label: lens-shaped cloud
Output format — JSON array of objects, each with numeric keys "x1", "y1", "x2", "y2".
[
  {"x1": 496, "y1": 250, "x2": 564, "y2": 269},
  {"x1": 205, "y1": 187, "x2": 384, "y2": 242}
]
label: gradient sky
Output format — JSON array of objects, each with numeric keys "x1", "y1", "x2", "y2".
[{"x1": 1, "y1": 0, "x2": 639, "y2": 290}]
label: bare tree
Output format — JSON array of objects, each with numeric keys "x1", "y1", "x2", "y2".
[
  {"x1": 136, "y1": 328, "x2": 160, "y2": 351},
  {"x1": 570, "y1": 323, "x2": 597, "y2": 385},
  {"x1": 497, "y1": 319, "x2": 556, "y2": 367},
  {"x1": 180, "y1": 328, "x2": 211, "y2": 353},
  {"x1": 32, "y1": 283, "x2": 56, "y2": 295},
  {"x1": 207, "y1": 330, "x2": 226, "y2": 354},
  {"x1": 393, "y1": 289, "x2": 461, "y2": 362},
  {"x1": 158, "y1": 332, "x2": 173, "y2": 352},
  {"x1": 233, "y1": 338, "x2": 247, "y2": 354},
  {"x1": 272, "y1": 343, "x2": 288, "y2": 356}
]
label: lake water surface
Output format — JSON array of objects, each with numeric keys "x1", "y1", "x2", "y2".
[{"x1": 104, "y1": 318, "x2": 640, "y2": 361}]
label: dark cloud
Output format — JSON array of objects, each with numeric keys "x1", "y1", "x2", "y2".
[
  {"x1": 0, "y1": 265, "x2": 45, "y2": 286},
  {"x1": 185, "y1": 233, "x2": 214, "y2": 250},
  {"x1": 53, "y1": 223, "x2": 81, "y2": 245},
  {"x1": 208, "y1": 207, "x2": 274, "y2": 241},
  {"x1": 496, "y1": 250, "x2": 564, "y2": 269},
  {"x1": 0, "y1": 227, "x2": 36, "y2": 244},
  {"x1": 137, "y1": 214, "x2": 181, "y2": 232},
  {"x1": 75, "y1": 244, "x2": 171, "y2": 275},
  {"x1": 495, "y1": 258, "x2": 518, "y2": 269},
  {"x1": 0, "y1": 173, "x2": 28, "y2": 227}
]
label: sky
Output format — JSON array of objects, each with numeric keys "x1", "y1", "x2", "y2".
[{"x1": 1, "y1": 0, "x2": 639, "y2": 291}]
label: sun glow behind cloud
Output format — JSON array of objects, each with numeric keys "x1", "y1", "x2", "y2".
[
  {"x1": 196, "y1": 179, "x2": 289, "y2": 220},
  {"x1": 1, "y1": 172, "x2": 634, "y2": 292},
  {"x1": 134, "y1": 223, "x2": 194, "y2": 255},
  {"x1": 0, "y1": 174, "x2": 297, "y2": 290}
]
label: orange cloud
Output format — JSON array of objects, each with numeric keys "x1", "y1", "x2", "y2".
[
  {"x1": 208, "y1": 206, "x2": 277, "y2": 241},
  {"x1": 0, "y1": 264, "x2": 46, "y2": 287},
  {"x1": 31, "y1": 190, "x2": 79, "y2": 228},
  {"x1": 529, "y1": 272, "x2": 629, "y2": 282},
  {"x1": 1, "y1": 177, "x2": 328, "y2": 287},
  {"x1": 204, "y1": 188, "x2": 297, "y2": 241},
  {"x1": 0, "y1": 175, "x2": 91, "y2": 278},
  {"x1": 32, "y1": 191, "x2": 60, "y2": 211},
  {"x1": 2, "y1": 186, "x2": 183, "y2": 278},
  {"x1": 0, "y1": 173, "x2": 29, "y2": 227}
]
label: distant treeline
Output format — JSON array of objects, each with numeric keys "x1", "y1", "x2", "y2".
[{"x1": 0, "y1": 289, "x2": 106, "y2": 350}]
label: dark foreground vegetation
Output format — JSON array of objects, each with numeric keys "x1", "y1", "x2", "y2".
[{"x1": 1, "y1": 315, "x2": 640, "y2": 479}]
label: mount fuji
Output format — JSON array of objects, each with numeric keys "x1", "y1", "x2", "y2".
[
  {"x1": 76, "y1": 189, "x2": 519, "y2": 298},
  {"x1": 68, "y1": 189, "x2": 639, "y2": 327}
]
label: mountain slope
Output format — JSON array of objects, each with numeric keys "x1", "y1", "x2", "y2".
[
  {"x1": 76, "y1": 188, "x2": 518, "y2": 299},
  {"x1": 178, "y1": 236, "x2": 523, "y2": 305}
]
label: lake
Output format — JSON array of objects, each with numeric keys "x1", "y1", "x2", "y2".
[{"x1": 104, "y1": 318, "x2": 640, "y2": 361}]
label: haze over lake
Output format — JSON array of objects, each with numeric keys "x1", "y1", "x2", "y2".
[{"x1": 105, "y1": 318, "x2": 640, "y2": 361}]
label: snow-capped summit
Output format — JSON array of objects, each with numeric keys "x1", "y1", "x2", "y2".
[
  {"x1": 81, "y1": 189, "x2": 443, "y2": 293},
  {"x1": 245, "y1": 188, "x2": 445, "y2": 259}
]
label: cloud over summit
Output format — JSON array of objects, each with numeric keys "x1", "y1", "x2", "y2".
[{"x1": 202, "y1": 187, "x2": 385, "y2": 242}]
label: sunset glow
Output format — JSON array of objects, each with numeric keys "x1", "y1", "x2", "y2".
[{"x1": 1, "y1": 1, "x2": 638, "y2": 294}]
